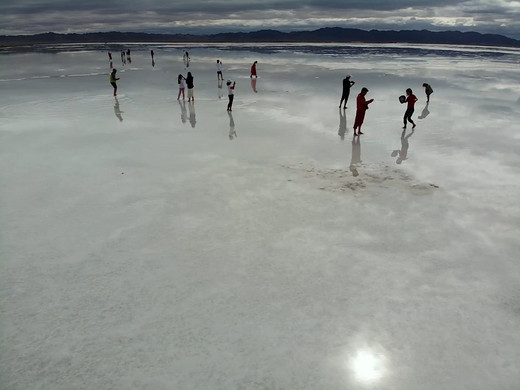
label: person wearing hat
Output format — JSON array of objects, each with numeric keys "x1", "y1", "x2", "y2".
[{"x1": 339, "y1": 75, "x2": 355, "y2": 109}]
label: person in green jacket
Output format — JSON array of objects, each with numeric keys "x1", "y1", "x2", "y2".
[{"x1": 110, "y1": 69, "x2": 120, "y2": 96}]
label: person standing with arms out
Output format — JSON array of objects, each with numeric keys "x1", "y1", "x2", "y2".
[
  {"x1": 177, "y1": 74, "x2": 186, "y2": 100},
  {"x1": 216, "y1": 60, "x2": 224, "y2": 80},
  {"x1": 186, "y1": 72, "x2": 195, "y2": 102},
  {"x1": 227, "y1": 80, "x2": 236, "y2": 111},
  {"x1": 353, "y1": 87, "x2": 374, "y2": 136},
  {"x1": 109, "y1": 69, "x2": 120, "y2": 97},
  {"x1": 422, "y1": 83, "x2": 433, "y2": 103},
  {"x1": 402, "y1": 88, "x2": 418, "y2": 129},
  {"x1": 250, "y1": 61, "x2": 258, "y2": 78},
  {"x1": 339, "y1": 75, "x2": 355, "y2": 109}
]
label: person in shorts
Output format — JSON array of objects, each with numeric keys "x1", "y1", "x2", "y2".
[{"x1": 109, "y1": 69, "x2": 120, "y2": 96}]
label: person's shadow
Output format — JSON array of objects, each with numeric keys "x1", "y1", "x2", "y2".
[
  {"x1": 188, "y1": 102, "x2": 196, "y2": 128},
  {"x1": 114, "y1": 97, "x2": 124, "y2": 121},
  {"x1": 178, "y1": 100, "x2": 187, "y2": 124},
  {"x1": 391, "y1": 129, "x2": 414, "y2": 164},
  {"x1": 338, "y1": 108, "x2": 347, "y2": 140},
  {"x1": 228, "y1": 111, "x2": 237, "y2": 139},
  {"x1": 349, "y1": 135, "x2": 361, "y2": 176},
  {"x1": 418, "y1": 102, "x2": 430, "y2": 119},
  {"x1": 251, "y1": 78, "x2": 258, "y2": 93}
]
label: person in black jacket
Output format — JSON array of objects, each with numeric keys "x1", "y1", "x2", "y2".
[
  {"x1": 186, "y1": 72, "x2": 195, "y2": 102},
  {"x1": 339, "y1": 75, "x2": 355, "y2": 109},
  {"x1": 422, "y1": 83, "x2": 433, "y2": 102}
]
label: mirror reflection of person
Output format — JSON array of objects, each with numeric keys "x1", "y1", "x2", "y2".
[
  {"x1": 178, "y1": 100, "x2": 187, "y2": 124},
  {"x1": 418, "y1": 102, "x2": 430, "y2": 119},
  {"x1": 391, "y1": 129, "x2": 414, "y2": 164},
  {"x1": 228, "y1": 111, "x2": 237, "y2": 140},
  {"x1": 113, "y1": 97, "x2": 123, "y2": 122},
  {"x1": 217, "y1": 79, "x2": 223, "y2": 99},
  {"x1": 349, "y1": 135, "x2": 361, "y2": 176},
  {"x1": 251, "y1": 77, "x2": 257, "y2": 93},
  {"x1": 188, "y1": 102, "x2": 196, "y2": 128},
  {"x1": 338, "y1": 107, "x2": 347, "y2": 140}
]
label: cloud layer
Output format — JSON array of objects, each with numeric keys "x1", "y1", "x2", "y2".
[{"x1": 2, "y1": 0, "x2": 520, "y2": 39}]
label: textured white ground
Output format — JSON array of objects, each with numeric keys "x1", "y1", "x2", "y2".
[{"x1": 1, "y1": 44, "x2": 519, "y2": 389}]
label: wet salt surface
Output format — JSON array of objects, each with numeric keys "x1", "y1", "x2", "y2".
[{"x1": 1, "y1": 45, "x2": 519, "y2": 389}]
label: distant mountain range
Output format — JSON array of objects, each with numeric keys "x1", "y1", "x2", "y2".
[{"x1": 1, "y1": 27, "x2": 520, "y2": 47}]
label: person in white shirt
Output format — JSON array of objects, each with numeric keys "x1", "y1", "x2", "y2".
[
  {"x1": 216, "y1": 60, "x2": 223, "y2": 80},
  {"x1": 177, "y1": 74, "x2": 186, "y2": 100}
]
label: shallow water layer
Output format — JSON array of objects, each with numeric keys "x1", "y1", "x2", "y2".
[{"x1": 1, "y1": 45, "x2": 519, "y2": 390}]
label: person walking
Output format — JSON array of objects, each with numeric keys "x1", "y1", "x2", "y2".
[
  {"x1": 186, "y1": 72, "x2": 195, "y2": 102},
  {"x1": 353, "y1": 87, "x2": 374, "y2": 136},
  {"x1": 339, "y1": 75, "x2": 355, "y2": 109},
  {"x1": 109, "y1": 69, "x2": 120, "y2": 96},
  {"x1": 402, "y1": 88, "x2": 418, "y2": 129},
  {"x1": 227, "y1": 80, "x2": 236, "y2": 111},
  {"x1": 250, "y1": 61, "x2": 258, "y2": 78},
  {"x1": 216, "y1": 60, "x2": 223, "y2": 80},
  {"x1": 422, "y1": 83, "x2": 433, "y2": 103},
  {"x1": 177, "y1": 74, "x2": 186, "y2": 100}
]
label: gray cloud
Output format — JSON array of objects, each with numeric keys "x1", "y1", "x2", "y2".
[{"x1": 1, "y1": 0, "x2": 519, "y2": 39}]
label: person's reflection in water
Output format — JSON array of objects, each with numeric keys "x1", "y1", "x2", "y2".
[
  {"x1": 228, "y1": 111, "x2": 237, "y2": 140},
  {"x1": 218, "y1": 79, "x2": 223, "y2": 99},
  {"x1": 251, "y1": 77, "x2": 258, "y2": 93},
  {"x1": 349, "y1": 135, "x2": 361, "y2": 176},
  {"x1": 418, "y1": 102, "x2": 430, "y2": 119},
  {"x1": 338, "y1": 107, "x2": 347, "y2": 140},
  {"x1": 391, "y1": 129, "x2": 414, "y2": 164},
  {"x1": 188, "y1": 102, "x2": 196, "y2": 128},
  {"x1": 178, "y1": 100, "x2": 187, "y2": 124},
  {"x1": 113, "y1": 97, "x2": 124, "y2": 122}
]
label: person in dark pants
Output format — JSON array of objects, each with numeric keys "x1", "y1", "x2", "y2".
[
  {"x1": 109, "y1": 69, "x2": 120, "y2": 96},
  {"x1": 402, "y1": 88, "x2": 418, "y2": 129},
  {"x1": 339, "y1": 75, "x2": 355, "y2": 109},
  {"x1": 422, "y1": 83, "x2": 433, "y2": 102},
  {"x1": 226, "y1": 80, "x2": 236, "y2": 111}
]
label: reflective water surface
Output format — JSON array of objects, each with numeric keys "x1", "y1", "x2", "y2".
[{"x1": 1, "y1": 44, "x2": 519, "y2": 389}]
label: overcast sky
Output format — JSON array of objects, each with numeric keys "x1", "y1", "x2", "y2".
[{"x1": 2, "y1": 0, "x2": 520, "y2": 39}]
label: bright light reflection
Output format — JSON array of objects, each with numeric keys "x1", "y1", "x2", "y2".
[{"x1": 350, "y1": 349, "x2": 386, "y2": 385}]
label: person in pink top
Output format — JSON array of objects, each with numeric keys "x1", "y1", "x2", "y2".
[
  {"x1": 353, "y1": 87, "x2": 374, "y2": 136},
  {"x1": 402, "y1": 88, "x2": 418, "y2": 129}
]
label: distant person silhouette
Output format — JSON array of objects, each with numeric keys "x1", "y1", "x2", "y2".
[
  {"x1": 186, "y1": 72, "x2": 195, "y2": 102},
  {"x1": 402, "y1": 88, "x2": 418, "y2": 129},
  {"x1": 109, "y1": 69, "x2": 120, "y2": 96},
  {"x1": 216, "y1": 60, "x2": 224, "y2": 80},
  {"x1": 353, "y1": 87, "x2": 374, "y2": 136},
  {"x1": 250, "y1": 61, "x2": 258, "y2": 78},
  {"x1": 151, "y1": 50, "x2": 154, "y2": 59},
  {"x1": 108, "y1": 52, "x2": 112, "y2": 60},
  {"x1": 227, "y1": 80, "x2": 236, "y2": 111},
  {"x1": 177, "y1": 74, "x2": 186, "y2": 100},
  {"x1": 422, "y1": 83, "x2": 433, "y2": 103},
  {"x1": 338, "y1": 107, "x2": 347, "y2": 140},
  {"x1": 418, "y1": 102, "x2": 430, "y2": 119},
  {"x1": 120, "y1": 50, "x2": 126, "y2": 65},
  {"x1": 339, "y1": 75, "x2": 355, "y2": 109},
  {"x1": 113, "y1": 97, "x2": 123, "y2": 121},
  {"x1": 126, "y1": 49, "x2": 131, "y2": 64}
]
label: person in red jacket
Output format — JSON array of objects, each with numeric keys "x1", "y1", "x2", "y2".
[
  {"x1": 402, "y1": 88, "x2": 418, "y2": 129},
  {"x1": 353, "y1": 87, "x2": 374, "y2": 136}
]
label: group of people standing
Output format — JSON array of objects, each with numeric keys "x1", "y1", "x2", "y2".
[
  {"x1": 339, "y1": 74, "x2": 434, "y2": 136},
  {"x1": 177, "y1": 72, "x2": 195, "y2": 102}
]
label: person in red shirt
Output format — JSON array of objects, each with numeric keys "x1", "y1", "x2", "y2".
[
  {"x1": 402, "y1": 88, "x2": 418, "y2": 129},
  {"x1": 250, "y1": 61, "x2": 258, "y2": 78},
  {"x1": 353, "y1": 87, "x2": 374, "y2": 136}
]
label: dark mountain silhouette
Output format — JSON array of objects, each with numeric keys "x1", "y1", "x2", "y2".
[{"x1": 1, "y1": 27, "x2": 519, "y2": 47}]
